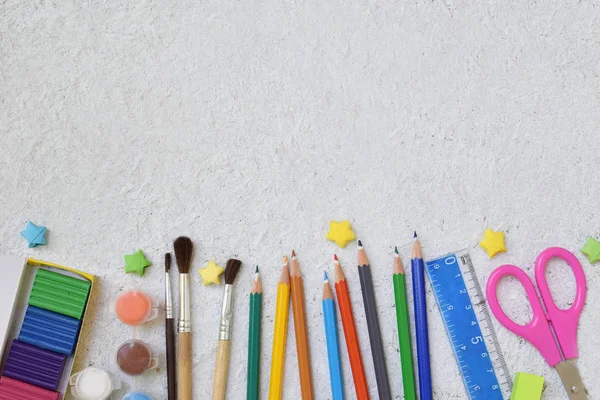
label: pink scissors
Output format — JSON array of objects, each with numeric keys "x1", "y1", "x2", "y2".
[{"x1": 486, "y1": 247, "x2": 588, "y2": 399}]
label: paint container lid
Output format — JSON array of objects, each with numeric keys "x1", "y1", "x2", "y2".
[
  {"x1": 116, "y1": 339, "x2": 158, "y2": 376},
  {"x1": 70, "y1": 367, "x2": 120, "y2": 400},
  {"x1": 123, "y1": 392, "x2": 153, "y2": 400},
  {"x1": 115, "y1": 290, "x2": 158, "y2": 326}
]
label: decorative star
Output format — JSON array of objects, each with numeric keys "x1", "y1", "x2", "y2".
[
  {"x1": 479, "y1": 228, "x2": 506, "y2": 258},
  {"x1": 326, "y1": 220, "x2": 356, "y2": 248},
  {"x1": 199, "y1": 259, "x2": 225, "y2": 285},
  {"x1": 124, "y1": 250, "x2": 152, "y2": 277},
  {"x1": 581, "y1": 237, "x2": 600, "y2": 263},
  {"x1": 20, "y1": 222, "x2": 48, "y2": 248}
]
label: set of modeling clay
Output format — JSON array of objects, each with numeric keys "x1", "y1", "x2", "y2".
[{"x1": 0, "y1": 257, "x2": 93, "y2": 400}]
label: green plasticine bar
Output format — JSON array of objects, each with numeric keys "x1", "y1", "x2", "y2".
[
  {"x1": 35, "y1": 268, "x2": 91, "y2": 290},
  {"x1": 29, "y1": 268, "x2": 90, "y2": 319}
]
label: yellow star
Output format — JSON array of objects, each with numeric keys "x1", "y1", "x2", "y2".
[
  {"x1": 199, "y1": 259, "x2": 224, "y2": 285},
  {"x1": 479, "y1": 228, "x2": 506, "y2": 258},
  {"x1": 326, "y1": 220, "x2": 356, "y2": 248}
]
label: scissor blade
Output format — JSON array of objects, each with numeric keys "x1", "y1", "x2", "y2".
[{"x1": 555, "y1": 359, "x2": 588, "y2": 400}]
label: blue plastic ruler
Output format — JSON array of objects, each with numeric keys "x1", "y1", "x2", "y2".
[{"x1": 426, "y1": 250, "x2": 512, "y2": 400}]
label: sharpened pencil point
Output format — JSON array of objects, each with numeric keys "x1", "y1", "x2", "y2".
[
  {"x1": 255, "y1": 265, "x2": 259, "y2": 273},
  {"x1": 291, "y1": 249, "x2": 296, "y2": 258},
  {"x1": 413, "y1": 231, "x2": 418, "y2": 239},
  {"x1": 324, "y1": 271, "x2": 328, "y2": 281},
  {"x1": 283, "y1": 255, "x2": 289, "y2": 264},
  {"x1": 358, "y1": 239, "x2": 363, "y2": 247},
  {"x1": 394, "y1": 246, "x2": 399, "y2": 255}
]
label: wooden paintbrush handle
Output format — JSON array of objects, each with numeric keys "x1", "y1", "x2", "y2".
[
  {"x1": 166, "y1": 319, "x2": 177, "y2": 400},
  {"x1": 212, "y1": 339, "x2": 231, "y2": 400},
  {"x1": 178, "y1": 332, "x2": 192, "y2": 400}
]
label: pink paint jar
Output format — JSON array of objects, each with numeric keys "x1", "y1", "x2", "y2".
[{"x1": 115, "y1": 290, "x2": 158, "y2": 326}]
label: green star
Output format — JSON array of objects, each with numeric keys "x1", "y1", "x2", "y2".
[
  {"x1": 124, "y1": 250, "x2": 152, "y2": 277},
  {"x1": 581, "y1": 237, "x2": 600, "y2": 264}
]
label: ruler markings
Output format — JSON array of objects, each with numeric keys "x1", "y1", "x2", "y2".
[{"x1": 426, "y1": 251, "x2": 512, "y2": 400}]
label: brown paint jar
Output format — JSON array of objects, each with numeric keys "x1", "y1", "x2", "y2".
[{"x1": 116, "y1": 340, "x2": 157, "y2": 376}]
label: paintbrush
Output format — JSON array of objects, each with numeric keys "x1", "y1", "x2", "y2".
[
  {"x1": 174, "y1": 236, "x2": 194, "y2": 400},
  {"x1": 212, "y1": 258, "x2": 242, "y2": 400},
  {"x1": 165, "y1": 253, "x2": 177, "y2": 400}
]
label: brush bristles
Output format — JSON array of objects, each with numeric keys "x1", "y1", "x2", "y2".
[
  {"x1": 174, "y1": 236, "x2": 193, "y2": 274},
  {"x1": 165, "y1": 253, "x2": 172, "y2": 272},
  {"x1": 224, "y1": 259, "x2": 242, "y2": 284}
]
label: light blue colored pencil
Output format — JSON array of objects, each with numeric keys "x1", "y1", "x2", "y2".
[{"x1": 323, "y1": 272, "x2": 345, "y2": 400}]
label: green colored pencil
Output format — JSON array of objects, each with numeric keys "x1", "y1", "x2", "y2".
[
  {"x1": 393, "y1": 247, "x2": 417, "y2": 400},
  {"x1": 247, "y1": 266, "x2": 262, "y2": 400}
]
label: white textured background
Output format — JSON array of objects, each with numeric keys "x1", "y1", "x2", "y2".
[{"x1": 1, "y1": 1, "x2": 600, "y2": 399}]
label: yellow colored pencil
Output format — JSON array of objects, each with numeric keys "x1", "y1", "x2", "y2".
[{"x1": 268, "y1": 256, "x2": 291, "y2": 400}]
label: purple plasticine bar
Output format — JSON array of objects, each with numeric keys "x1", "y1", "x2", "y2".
[{"x1": 3, "y1": 340, "x2": 66, "y2": 391}]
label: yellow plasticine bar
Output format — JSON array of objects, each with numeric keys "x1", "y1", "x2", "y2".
[{"x1": 510, "y1": 372, "x2": 544, "y2": 400}]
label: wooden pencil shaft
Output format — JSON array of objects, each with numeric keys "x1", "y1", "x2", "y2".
[
  {"x1": 323, "y1": 297, "x2": 344, "y2": 400},
  {"x1": 247, "y1": 293, "x2": 262, "y2": 400},
  {"x1": 290, "y1": 275, "x2": 314, "y2": 400},
  {"x1": 412, "y1": 257, "x2": 432, "y2": 400},
  {"x1": 268, "y1": 282, "x2": 290, "y2": 400},
  {"x1": 393, "y1": 273, "x2": 417, "y2": 400},
  {"x1": 358, "y1": 265, "x2": 391, "y2": 400},
  {"x1": 334, "y1": 279, "x2": 370, "y2": 400},
  {"x1": 213, "y1": 339, "x2": 231, "y2": 400},
  {"x1": 178, "y1": 332, "x2": 193, "y2": 400}
]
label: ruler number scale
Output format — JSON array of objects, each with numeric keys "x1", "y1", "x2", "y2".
[{"x1": 426, "y1": 251, "x2": 512, "y2": 400}]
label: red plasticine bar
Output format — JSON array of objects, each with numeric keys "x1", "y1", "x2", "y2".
[{"x1": 0, "y1": 376, "x2": 59, "y2": 400}]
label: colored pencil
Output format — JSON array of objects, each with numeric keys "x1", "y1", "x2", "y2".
[
  {"x1": 268, "y1": 257, "x2": 291, "y2": 400},
  {"x1": 323, "y1": 272, "x2": 344, "y2": 400},
  {"x1": 412, "y1": 232, "x2": 432, "y2": 400},
  {"x1": 357, "y1": 240, "x2": 391, "y2": 400},
  {"x1": 247, "y1": 266, "x2": 262, "y2": 400},
  {"x1": 290, "y1": 250, "x2": 314, "y2": 400},
  {"x1": 393, "y1": 247, "x2": 417, "y2": 400},
  {"x1": 333, "y1": 255, "x2": 370, "y2": 400}
]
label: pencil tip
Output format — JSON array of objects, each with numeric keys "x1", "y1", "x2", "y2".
[
  {"x1": 255, "y1": 265, "x2": 259, "y2": 273},
  {"x1": 291, "y1": 249, "x2": 296, "y2": 257},
  {"x1": 333, "y1": 254, "x2": 338, "y2": 261},
  {"x1": 394, "y1": 246, "x2": 398, "y2": 254},
  {"x1": 324, "y1": 271, "x2": 328, "y2": 281},
  {"x1": 413, "y1": 231, "x2": 418, "y2": 239},
  {"x1": 358, "y1": 239, "x2": 363, "y2": 247},
  {"x1": 283, "y1": 255, "x2": 289, "y2": 264}
]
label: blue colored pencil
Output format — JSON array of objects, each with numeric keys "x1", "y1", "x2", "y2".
[
  {"x1": 323, "y1": 272, "x2": 344, "y2": 400},
  {"x1": 412, "y1": 232, "x2": 432, "y2": 400}
]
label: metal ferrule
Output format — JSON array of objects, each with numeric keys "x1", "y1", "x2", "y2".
[
  {"x1": 219, "y1": 284, "x2": 234, "y2": 340},
  {"x1": 178, "y1": 274, "x2": 191, "y2": 333},
  {"x1": 165, "y1": 272, "x2": 174, "y2": 319}
]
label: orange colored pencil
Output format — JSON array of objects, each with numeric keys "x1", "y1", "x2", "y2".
[
  {"x1": 333, "y1": 255, "x2": 370, "y2": 400},
  {"x1": 290, "y1": 250, "x2": 314, "y2": 400}
]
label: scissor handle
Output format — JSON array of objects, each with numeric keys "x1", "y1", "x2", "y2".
[
  {"x1": 535, "y1": 247, "x2": 586, "y2": 360},
  {"x1": 486, "y1": 265, "x2": 562, "y2": 366}
]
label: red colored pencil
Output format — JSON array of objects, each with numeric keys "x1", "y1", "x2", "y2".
[{"x1": 333, "y1": 255, "x2": 370, "y2": 400}]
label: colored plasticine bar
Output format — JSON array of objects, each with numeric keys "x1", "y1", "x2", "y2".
[
  {"x1": 0, "y1": 376, "x2": 59, "y2": 400},
  {"x1": 19, "y1": 306, "x2": 81, "y2": 355},
  {"x1": 28, "y1": 269, "x2": 90, "y2": 319},
  {"x1": 3, "y1": 340, "x2": 66, "y2": 391}
]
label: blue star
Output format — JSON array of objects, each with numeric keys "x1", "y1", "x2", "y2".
[{"x1": 20, "y1": 222, "x2": 47, "y2": 248}]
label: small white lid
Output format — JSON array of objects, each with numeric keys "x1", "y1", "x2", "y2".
[{"x1": 70, "y1": 367, "x2": 118, "y2": 400}]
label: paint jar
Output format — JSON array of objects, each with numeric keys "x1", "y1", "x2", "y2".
[
  {"x1": 115, "y1": 290, "x2": 159, "y2": 326},
  {"x1": 69, "y1": 367, "x2": 121, "y2": 400},
  {"x1": 116, "y1": 339, "x2": 158, "y2": 376},
  {"x1": 123, "y1": 392, "x2": 153, "y2": 400}
]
